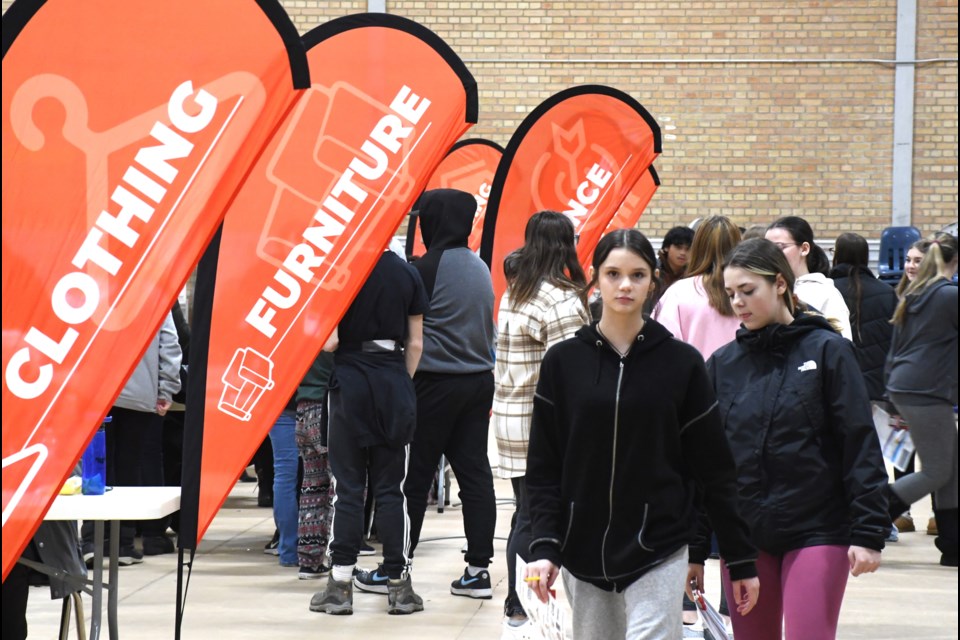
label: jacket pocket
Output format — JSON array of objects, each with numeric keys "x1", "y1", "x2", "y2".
[
  {"x1": 561, "y1": 502, "x2": 575, "y2": 552},
  {"x1": 636, "y1": 503, "x2": 654, "y2": 552}
]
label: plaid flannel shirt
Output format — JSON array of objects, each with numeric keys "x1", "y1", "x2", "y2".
[{"x1": 493, "y1": 281, "x2": 590, "y2": 478}]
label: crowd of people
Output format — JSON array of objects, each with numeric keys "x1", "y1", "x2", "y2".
[{"x1": 4, "y1": 188, "x2": 956, "y2": 639}]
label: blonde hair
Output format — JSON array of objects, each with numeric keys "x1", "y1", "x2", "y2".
[
  {"x1": 894, "y1": 238, "x2": 928, "y2": 299},
  {"x1": 892, "y1": 233, "x2": 958, "y2": 326}
]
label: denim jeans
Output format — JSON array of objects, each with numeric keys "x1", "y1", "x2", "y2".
[{"x1": 269, "y1": 410, "x2": 299, "y2": 566}]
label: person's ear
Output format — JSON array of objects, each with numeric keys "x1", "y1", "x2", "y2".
[
  {"x1": 799, "y1": 242, "x2": 810, "y2": 258},
  {"x1": 588, "y1": 265, "x2": 596, "y2": 283},
  {"x1": 775, "y1": 274, "x2": 788, "y2": 296}
]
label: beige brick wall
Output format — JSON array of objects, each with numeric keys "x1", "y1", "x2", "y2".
[
  {"x1": 3, "y1": 0, "x2": 956, "y2": 245},
  {"x1": 389, "y1": 0, "x2": 956, "y2": 244},
  {"x1": 914, "y1": 0, "x2": 959, "y2": 234}
]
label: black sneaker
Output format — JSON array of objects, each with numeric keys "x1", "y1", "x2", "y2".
[
  {"x1": 309, "y1": 576, "x2": 353, "y2": 615},
  {"x1": 504, "y1": 593, "x2": 527, "y2": 621},
  {"x1": 142, "y1": 535, "x2": 175, "y2": 556},
  {"x1": 257, "y1": 490, "x2": 273, "y2": 508},
  {"x1": 263, "y1": 530, "x2": 280, "y2": 556},
  {"x1": 450, "y1": 567, "x2": 493, "y2": 599},
  {"x1": 299, "y1": 565, "x2": 331, "y2": 580},
  {"x1": 358, "y1": 541, "x2": 376, "y2": 556},
  {"x1": 353, "y1": 564, "x2": 390, "y2": 594},
  {"x1": 117, "y1": 546, "x2": 144, "y2": 566},
  {"x1": 387, "y1": 575, "x2": 424, "y2": 615}
]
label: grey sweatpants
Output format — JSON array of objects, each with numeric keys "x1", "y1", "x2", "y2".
[
  {"x1": 890, "y1": 394, "x2": 959, "y2": 509},
  {"x1": 562, "y1": 546, "x2": 687, "y2": 640}
]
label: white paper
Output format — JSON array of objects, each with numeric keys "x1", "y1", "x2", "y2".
[
  {"x1": 692, "y1": 586, "x2": 728, "y2": 640},
  {"x1": 873, "y1": 403, "x2": 915, "y2": 472},
  {"x1": 515, "y1": 555, "x2": 569, "y2": 640}
]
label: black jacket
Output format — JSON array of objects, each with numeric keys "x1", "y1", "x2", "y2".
[
  {"x1": 706, "y1": 315, "x2": 890, "y2": 555},
  {"x1": 829, "y1": 264, "x2": 897, "y2": 400},
  {"x1": 526, "y1": 320, "x2": 757, "y2": 592}
]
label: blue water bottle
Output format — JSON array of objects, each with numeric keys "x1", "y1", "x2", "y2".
[{"x1": 81, "y1": 416, "x2": 110, "y2": 495}]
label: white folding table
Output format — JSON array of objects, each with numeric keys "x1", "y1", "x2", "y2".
[{"x1": 44, "y1": 486, "x2": 181, "y2": 640}]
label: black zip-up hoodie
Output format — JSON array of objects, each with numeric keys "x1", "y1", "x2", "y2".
[
  {"x1": 706, "y1": 314, "x2": 890, "y2": 555},
  {"x1": 526, "y1": 320, "x2": 757, "y2": 592}
]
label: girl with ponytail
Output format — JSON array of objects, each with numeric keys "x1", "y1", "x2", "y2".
[
  {"x1": 885, "y1": 233, "x2": 959, "y2": 567},
  {"x1": 766, "y1": 216, "x2": 853, "y2": 339}
]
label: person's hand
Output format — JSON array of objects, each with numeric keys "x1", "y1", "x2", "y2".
[
  {"x1": 729, "y1": 577, "x2": 760, "y2": 616},
  {"x1": 685, "y1": 563, "x2": 704, "y2": 601},
  {"x1": 889, "y1": 414, "x2": 909, "y2": 430},
  {"x1": 322, "y1": 326, "x2": 339, "y2": 352},
  {"x1": 156, "y1": 398, "x2": 171, "y2": 416},
  {"x1": 848, "y1": 546, "x2": 881, "y2": 576},
  {"x1": 523, "y1": 559, "x2": 559, "y2": 604}
]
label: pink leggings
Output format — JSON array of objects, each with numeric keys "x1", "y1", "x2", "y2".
[{"x1": 721, "y1": 545, "x2": 849, "y2": 640}]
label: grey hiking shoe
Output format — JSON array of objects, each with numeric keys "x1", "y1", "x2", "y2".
[
  {"x1": 309, "y1": 576, "x2": 353, "y2": 615},
  {"x1": 386, "y1": 575, "x2": 424, "y2": 615}
]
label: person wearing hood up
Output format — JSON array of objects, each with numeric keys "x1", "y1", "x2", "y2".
[
  {"x1": 523, "y1": 229, "x2": 758, "y2": 639},
  {"x1": 380, "y1": 189, "x2": 499, "y2": 599},
  {"x1": 706, "y1": 238, "x2": 888, "y2": 639}
]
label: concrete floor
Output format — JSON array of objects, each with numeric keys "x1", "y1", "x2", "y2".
[{"x1": 25, "y1": 476, "x2": 958, "y2": 639}]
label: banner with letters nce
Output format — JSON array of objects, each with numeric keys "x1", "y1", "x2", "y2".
[{"x1": 479, "y1": 86, "x2": 661, "y2": 318}]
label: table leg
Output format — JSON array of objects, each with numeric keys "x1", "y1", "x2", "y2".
[
  {"x1": 108, "y1": 520, "x2": 120, "y2": 640},
  {"x1": 90, "y1": 522, "x2": 104, "y2": 640}
]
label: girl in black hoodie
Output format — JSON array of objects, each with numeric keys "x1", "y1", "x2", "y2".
[
  {"x1": 707, "y1": 238, "x2": 889, "y2": 639},
  {"x1": 524, "y1": 229, "x2": 758, "y2": 639}
]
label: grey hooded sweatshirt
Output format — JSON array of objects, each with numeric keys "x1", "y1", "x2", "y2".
[
  {"x1": 115, "y1": 311, "x2": 182, "y2": 412},
  {"x1": 412, "y1": 188, "x2": 495, "y2": 374},
  {"x1": 886, "y1": 280, "x2": 958, "y2": 405}
]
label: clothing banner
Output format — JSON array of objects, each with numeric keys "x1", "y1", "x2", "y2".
[
  {"x1": 605, "y1": 165, "x2": 660, "y2": 233},
  {"x1": 405, "y1": 138, "x2": 503, "y2": 259},
  {"x1": 478, "y1": 86, "x2": 661, "y2": 317},
  {"x1": 182, "y1": 13, "x2": 477, "y2": 544},
  {"x1": 1, "y1": 0, "x2": 308, "y2": 579}
]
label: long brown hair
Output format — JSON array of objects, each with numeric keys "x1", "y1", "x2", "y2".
[
  {"x1": 892, "y1": 233, "x2": 958, "y2": 326},
  {"x1": 832, "y1": 232, "x2": 870, "y2": 342},
  {"x1": 685, "y1": 215, "x2": 742, "y2": 316},
  {"x1": 506, "y1": 211, "x2": 586, "y2": 309}
]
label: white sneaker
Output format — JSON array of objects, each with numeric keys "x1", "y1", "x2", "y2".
[{"x1": 500, "y1": 617, "x2": 548, "y2": 640}]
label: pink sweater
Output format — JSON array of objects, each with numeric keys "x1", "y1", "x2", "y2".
[{"x1": 654, "y1": 275, "x2": 741, "y2": 360}]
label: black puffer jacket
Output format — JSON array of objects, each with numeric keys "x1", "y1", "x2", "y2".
[
  {"x1": 526, "y1": 320, "x2": 757, "y2": 592},
  {"x1": 829, "y1": 264, "x2": 897, "y2": 400},
  {"x1": 706, "y1": 314, "x2": 890, "y2": 554}
]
